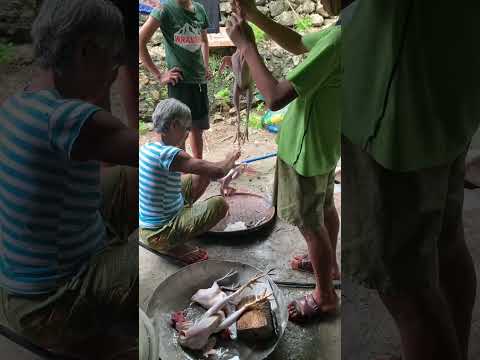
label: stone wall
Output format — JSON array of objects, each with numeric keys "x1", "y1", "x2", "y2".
[
  {"x1": 219, "y1": 0, "x2": 335, "y2": 28},
  {"x1": 0, "y1": 0, "x2": 39, "y2": 43}
]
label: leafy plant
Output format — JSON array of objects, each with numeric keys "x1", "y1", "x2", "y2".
[
  {"x1": 215, "y1": 87, "x2": 231, "y2": 106},
  {"x1": 295, "y1": 16, "x2": 313, "y2": 33},
  {"x1": 250, "y1": 22, "x2": 266, "y2": 43},
  {"x1": 208, "y1": 54, "x2": 234, "y2": 112},
  {"x1": 248, "y1": 113, "x2": 263, "y2": 129},
  {"x1": 139, "y1": 121, "x2": 150, "y2": 136},
  {"x1": 0, "y1": 42, "x2": 14, "y2": 64},
  {"x1": 256, "y1": 102, "x2": 265, "y2": 113}
]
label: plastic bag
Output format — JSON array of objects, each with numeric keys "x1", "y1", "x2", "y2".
[{"x1": 261, "y1": 104, "x2": 290, "y2": 133}]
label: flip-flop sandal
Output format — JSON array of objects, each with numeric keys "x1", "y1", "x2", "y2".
[
  {"x1": 290, "y1": 255, "x2": 314, "y2": 274},
  {"x1": 288, "y1": 294, "x2": 337, "y2": 323}
]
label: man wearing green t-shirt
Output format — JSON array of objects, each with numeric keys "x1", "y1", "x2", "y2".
[
  {"x1": 343, "y1": 1, "x2": 480, "y2": 359},
  {"x1": 140, "y1": 0, "x2": 212, "y2": 159},
  {"x1": 229, "y1": 0, "x2": 342, "y2": 323}
]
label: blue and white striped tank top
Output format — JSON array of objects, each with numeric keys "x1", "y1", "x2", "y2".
[
  {"x1": 139, "y1": 142, "x2": 183, "y2": 228},
  {"x1": 0, "y1": 89, "x2": 107, "y2": 295}
]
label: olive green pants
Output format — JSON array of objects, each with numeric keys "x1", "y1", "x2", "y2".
[
  {"x1": 0, "y1": 166, "x2": 138, "y2": 348},
  {"x1": 140, "y1": 175, "x2": 228, "y2": 252}
]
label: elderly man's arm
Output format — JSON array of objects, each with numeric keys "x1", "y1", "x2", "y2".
[
  {"x1": 71, "y1": 111, "x2": 138, "y2": 167},
  {"x1": 170, "y1": 150, "x2": 240, "y2": 180}
]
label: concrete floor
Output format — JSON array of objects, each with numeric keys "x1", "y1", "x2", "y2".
[
  {"x1": 140, "y1": 199, "x2": 341, "y2": 360},
  {"x1": 0, "y1": 336, "x2": 42, "y2": 360},
  {"x1": 342, "y1": 188, "x2": 480, "y2": 360}
]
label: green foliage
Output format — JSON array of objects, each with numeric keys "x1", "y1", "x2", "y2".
[
  {"x1": 248, "y1": 113, "x2": 263, "y2": 129},
  {"x1": 139, "y1": 121, "x2": 150, "y2": 136},
  {"x1": 295, "y1": 16, "x2": 313, "y2": 33},
  {"x1": 248, "y1": 100, "x2": 266, "y2": 129},
  {"x1": 256, "y1": 102, "x2": 265, "y2": 113},
  {"x1": 0, "y1": 42, "x2": 14, "y2": 64},
  {"x1": 208, "y1": 54, "x2": 234, "y2": 111},
  {"x1": 250, "y1": 22, "x2": 266, "y2": 43},
  {"x1": 215, "y1": 87, "x2": 231, "y2": 106}
]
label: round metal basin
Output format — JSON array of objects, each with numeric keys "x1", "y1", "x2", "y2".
[
  {"x1": 208, "y1": 192, "x2": 276, "y2": 236},
  {"x1": 147, "y1": 260, "x2": 288, "y2": 360}
]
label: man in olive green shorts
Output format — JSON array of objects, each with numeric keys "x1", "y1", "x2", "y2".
[
  {"x1": 228, "y1": 0, "x2": 342, "y2": 323},
  {"x1": 343, "y1": 1, "x2": 480, "y2": 359}
]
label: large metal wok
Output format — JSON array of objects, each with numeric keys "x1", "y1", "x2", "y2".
[
  {"x1": 146, "y1": 260, "x2": 288, "y2": 360},
  {"x1": 207, "y1": 192, "x2": 276, "y2": 236}
]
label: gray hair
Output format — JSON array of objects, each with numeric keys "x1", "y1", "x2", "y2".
[
  {"x1": 31, "y1": 0, "x2": 124, "y2": 72},
  {"x1": 152, "y1": 99, "x2": 192, "y2": 133}
]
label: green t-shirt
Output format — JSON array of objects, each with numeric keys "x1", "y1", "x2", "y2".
[
  {"x1": 277, "y1": 26, "x2": 341, "y2": 177},
  {"x1": 342, "y1": 0, "x2": 480, "y2": 171},
  {"x1": 151, "y1": 1, "x2": 209, "y2": 83}
]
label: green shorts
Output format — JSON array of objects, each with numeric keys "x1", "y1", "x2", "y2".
[
  {"x1": 168, "y1": 83, "x2": 210, "y2": 129},
  {"x1": 342, "y1": 136, "x2": 467, "y2": 295},
  {"x1": 273, "y1": 158, "x2": 336, "y2": 231},
  {"x1": 139, "y1": 175, "x2": 228, "y2": 252},
  {"x1": 0, "y1": 166, "x2": 138, "y2": 348}
]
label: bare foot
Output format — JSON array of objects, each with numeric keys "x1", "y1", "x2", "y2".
[{"x1": 165, "y1": 244, "x2": 208, "y2": 264}]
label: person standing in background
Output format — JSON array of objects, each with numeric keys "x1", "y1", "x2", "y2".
[{"x1": 140, "y1": 0, "x2": 212, "y2": 159}]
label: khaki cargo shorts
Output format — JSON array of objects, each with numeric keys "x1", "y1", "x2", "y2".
[
  {"x1": 273, "y1": 157, "x2": 336, "y2": 231},
  {"x1": 342, "y1": 136, "x2": 467, "y2": 295},
  {"x1": 140, "y1": 175, "x2": 228, "y2": 252}
]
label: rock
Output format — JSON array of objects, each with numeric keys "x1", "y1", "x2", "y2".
[
  {"x1": 219, "y1": 2, "x2": 231, "y2": 13},
  {"x1": 324, "y1": 17, "x2": 339, "y2": 28},
  {"x1": 311, "y1": 13, "x2": 324, "y2": 27},
  {"x1": 220, "y1": 13, "x2": 227, "y2": 26},
  {"x1": 257, "y1": 6, "x2": 270, "y2": 16},
  {"x1": 271, "y1": 46, "x2": 284, "y2": 58},
  {"x1": 268, "y1": 0, "x2": 285, "y2": 18},
  {"x1": 213, "y1": 113, "x2": 224, "y2": 124},
  {"x1": 275, "y1": 11, "x2": 295, "y2": 27},
  {"x1": 0, "y1": 0, "x2": 37, "y2": 43},
  {"x1": 149, "y1": 46, "x2": 165, "y2": 61},
  {"x1": 255, "y1": 0, "x2": 267, "y2": 5},
  {"x1": 11, "y1": 44, "x2": 34, "y2": 65},
  {"x1": 316, "y1": 3, "x2": 330, "y2": 17},
  {"x1": 297, "y1": 1, "x2": 316, "y2": 14}
]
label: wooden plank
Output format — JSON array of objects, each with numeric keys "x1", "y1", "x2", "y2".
[
  {"x1": 236, "y1": 296, "x2": 275, "y2": 342},
  {"x1": 208, "y1": 27, "x2": 235, "y2": 49}
]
